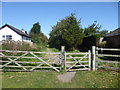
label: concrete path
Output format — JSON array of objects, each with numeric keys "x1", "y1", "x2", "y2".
[{"x1": 57, "y1": 72, "x2": 76, "y2": 83}]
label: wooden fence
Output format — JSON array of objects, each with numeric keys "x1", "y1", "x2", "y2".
[
  {"x1": 61, "y1": 46, "x2": 91, "y2": 71},
  {"x1": 0, "y1": 46, "x2": 119, "y2": 72},
  {"x1": 0, "y1": 46, "x2": 91, "y2": 72},
  {"x1": 92, "y1": 46, "x2": 120, "y2": 71},
  {"x1": 0, "y1": 50, "x2": 61, "y2": 72}
]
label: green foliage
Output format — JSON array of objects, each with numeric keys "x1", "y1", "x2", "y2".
[
  {"x1": 83, "y1": 21, "x2": 101, "y2": 37},
  {"x1": 79, "y1": 21, "x2": 108, "y2": 51},
  {"x1": 99, "y1": 30, "x2": 108, "y2": 36},
  {"x1": 30, "y1": 22, "x2": 48, "y2": 44},
  {"x1": 79, "y1": 34, "x2": 102, "y2": 51},
  {"x1": 49, "y1": 13, "x2": 84, "y2": 51},
  {"x1": 30, "y1": 22, "x2": 41, "y2": 34},
  {"x1": 2, "y1": 41, "x2": 31, "y2": 51}
]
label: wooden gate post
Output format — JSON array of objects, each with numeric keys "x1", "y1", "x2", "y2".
[
  {"x1": 92, "y1": 46, "x2": 96, "y2": 71},
  {"x1": 61, "y1": 46, "x2": 66, "y2": 71},
  {"x1": 95, "y1": 47, "x2": 99, "y2": 70},
  {"x1": 88, "y1": 50, "x2": 91, "y2": 71}
]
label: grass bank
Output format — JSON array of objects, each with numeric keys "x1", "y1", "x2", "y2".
[{"x1": 2, "y1": 70, "x2": 119, "y2": 88}]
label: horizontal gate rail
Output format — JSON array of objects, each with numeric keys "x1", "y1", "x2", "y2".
[
  {"x1": 65, "y1": 50, "x2": 91, "y2": 71},
  {"x1": 0, "y1": 49, "x2": 61, "y2": 72},
  {"x1": 66, "y1": 52, "x2": 89, "y2": 55},
  {"x1": 96, "y1": 48, "x2": 120, "y2": 51},
  {"x1": 0, "y1": 50, "x2": 60, "y2": 54},
  {"x1": 96, "y1": 60, "x2": 120, "y2": 64},
  {"x1": 92, "y1": 46, "x2": 120, "y2": 71},
  {"x1": 0, "y1": 61, "x2": 57, "y2": 64},
  {"x1": 97, "y1": 54, "x2": 120, "y2": 57}
]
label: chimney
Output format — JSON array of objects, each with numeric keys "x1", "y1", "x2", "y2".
[{"x1": 21, "y1": 29, "x2": 27, "y2": 34}]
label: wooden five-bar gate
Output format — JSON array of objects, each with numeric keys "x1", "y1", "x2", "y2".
[
  {"x1": 0, "y1": 46, "x2": 91, "y2": 72},
  {"x1": 0, "y1": 46, "x2": 119, "y2": 72}
]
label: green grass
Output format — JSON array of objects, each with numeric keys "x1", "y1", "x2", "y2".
[{"x1": 2, "y1": 70, "x2": 119, "y2": 88}]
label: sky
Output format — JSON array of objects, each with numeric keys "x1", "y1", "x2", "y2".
[{"x1": 1, "y1": 2, "x2": 118, "y2": 38}]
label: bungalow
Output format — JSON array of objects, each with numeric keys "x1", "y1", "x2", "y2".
[
  {"x1": 103, "y1": 28, "x2": 120, "y2": 48},
  {"x1": 0, "y1": 24, "x2": 31, "y2": 42}
]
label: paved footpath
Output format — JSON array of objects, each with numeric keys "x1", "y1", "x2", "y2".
[{"x1": 57, "y1": 72, "x2": 76, "y2": 83}]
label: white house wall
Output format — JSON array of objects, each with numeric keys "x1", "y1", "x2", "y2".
[{"x1": 0, "y1": 26, "x2": 22, "y2": 41}]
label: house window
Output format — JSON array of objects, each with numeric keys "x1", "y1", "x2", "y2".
[
  {"x1": 22, "y1": 36, "x2": 26, "y2": 40},
  {"x1": 6, "y1": 35, "x2": 12, "y2": 40},
  {"x1": 26, "y1": 37, "x2": 30, "y2": 40},
  {"x1": 2, "y1": 35, "x2": 5, "y2": 40}
]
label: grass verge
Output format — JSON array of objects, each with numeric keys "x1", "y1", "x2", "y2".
[{"x1": 2, "y1": 70, "x2": 119, "y2": 88}]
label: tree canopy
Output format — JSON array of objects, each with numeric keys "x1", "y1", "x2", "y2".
[
  {"x1": 30, "y1": 22, "x2": 41, "y2": 34},
  {"x1": 49, "y1": 14, "x2": 108, "y2": 51},
  {"x1": 49, "y1": 13, "x2": 84, "y2": 50},
  {"x1": 29, "y1": 22, "x2": 48, "y2": 44}
]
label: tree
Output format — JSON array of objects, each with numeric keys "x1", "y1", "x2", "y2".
[
  {"x1": 30, "y1": 22, "x2": 41, "y2": 34},
  {"x1": 49, "y1": 13, "x2": 84, "y2": 50},
  {"x1": 79, "y1": 21, "x2": 108, "y2": 51},
  {"x1": 30, "y1": 22, "x2": 48, "y2": 43},
  {"x1": 99, "y1": 30, "x2": 108, "y2": 36},
  {"x1": 83, "y1": 21, "x2": 101, "y2": 37}
]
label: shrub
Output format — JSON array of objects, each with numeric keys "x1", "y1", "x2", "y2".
[{"x1": 2, "y1": 40, "x2": 31, "y2": 51}]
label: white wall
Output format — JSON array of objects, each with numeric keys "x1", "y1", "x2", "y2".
[{"x1": 0, "y1": 26, "x2": 22, "y2": 41}]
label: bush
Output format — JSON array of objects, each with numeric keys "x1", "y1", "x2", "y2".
[
  {"x1": 79, "y1": 34, "x2": 101, "y2": 51},
  {"x1": 1, "y1": 40, "x2": 31, "y2": 51}
]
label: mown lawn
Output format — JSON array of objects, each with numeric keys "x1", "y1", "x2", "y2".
[{"x1": 2, "y1": 70, "x2": 119, "y2": 88}]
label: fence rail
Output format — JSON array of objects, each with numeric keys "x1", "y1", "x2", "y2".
[
  {"x1": 0, "y1": 46, "x2": 91, "y2": 72},
  {"x1": 0, "y1": 46, "x2": 120, "y2": 72},
  {"x1": 92, "y1": 46, "x2": 120, "y2": 71}
]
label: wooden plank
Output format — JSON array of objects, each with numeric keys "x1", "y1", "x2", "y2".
[
  {"x1": 0, "y1": 61, "x2": 56, "y2": 64},
  {"x1": 66, "y1": 61, "x2": 88, "y2": 64},
  {"x1": 34, "y1": 52, "x2": 60, "y2": 54},
  {"x1": 1, "y1": 65, "x2": 60, "y2": 68},
  {"x1": 92, "y1": 46, "x2": 96, "y2": 71},
  {"x1": 96, "y1": 47, "x2": 98, "y2": 70},
  {"x1": 97, "y1": 60, "x2": 120, "y2": 64},
  {"x1": 67, "y1": 64, "x2": 89, "y2": 67},
  {"x1": 97, "y1": 48, "x2": 120, "y2": 51},
  {"x1": 97, "y1": 54, "x2": 120, "y2": 57},
  {"x1": 0, "y1": 56, "x2": 44, "y2": 59},
  {"x1": 0, "y1": 50, "x2": 60, "y2": 54},
  {"x1": 66, "y1": 57, "x2": 88, "y2": 59},
  {"x1": 88, "y1": 50, "x2": 91, "y2": 71},
  {"x1": 66, "y1": 53, "x2": 89, "y2": 55},
  {"x1": 67, "y1": 68, "x2": 89, "y2": 71},
  {"x1": 61, "y1": 46, "x2": 65, "y2": 69},
  {"x1": 64, "y1": 51, "x2": 66, "y2": 71},
  {"x1": 0, "y1": 69, "x2": 56, "y2": 72},
  {"x1": 97, "y1": 66, "x2": 120, "y2": 70}
]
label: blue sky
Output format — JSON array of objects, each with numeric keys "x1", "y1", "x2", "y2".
[{"x1": 2, "y1": 2, "x2": 118, "y2": 37}]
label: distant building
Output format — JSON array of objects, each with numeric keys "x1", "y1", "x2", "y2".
[
  {"x1": 0, "y1": 24, "x2": 31, "y2": 42},
  {"x1": 103, "y1": 28, "x2": 120, "y2": 48}
]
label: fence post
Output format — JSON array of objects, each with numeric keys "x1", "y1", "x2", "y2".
[
  {"x1": 61, "y1": 46, "x2": 66, "y2": 71},
  {"x1": 92, "y1": 46, "x2": 96, "y2": 71},
  {"x1": 95, "y1": 47, "x2": 98, "y2": 70},
  {"x1": 88, "y1": 50, "x2": 91, "y2": 71}
]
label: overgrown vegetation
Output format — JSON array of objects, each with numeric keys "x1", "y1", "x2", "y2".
[
  {"x1": 1, "y1": 40, "x2": 48, "y2": 51},
  {"x1": 29, "y1": 22, "x2": 48, "y2": 44},
  {"x1": 1, "y1": 41, "x2": 31, "y2": 51}
]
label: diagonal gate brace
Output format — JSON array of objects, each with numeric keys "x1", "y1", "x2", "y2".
[{"x1": 30, "y1": 52, "x2": 60, "y2": 72}]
